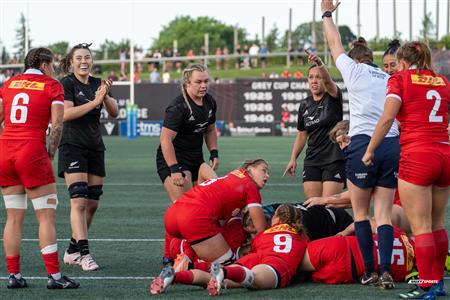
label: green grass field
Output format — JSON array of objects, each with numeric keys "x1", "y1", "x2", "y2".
[{"x1": 0, "y1": 136, "x2": 448, "y2": 299}]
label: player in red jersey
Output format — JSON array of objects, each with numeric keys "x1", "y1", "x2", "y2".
[
  {"x1": 150, "y1": 204, "x2": 308, "y2": 296},
  {"x1": 363, "y1": 41, "x2": 449, "y2": 298},
  {"x1": 301, "y1": 227, "x2": 414, "y2": 285},
  {"x1": 0, "y1": 48, "x2": 79, "y2": 289},
  {"x1": 163, "y1": 159, "x2": 268, "y2": 265}
]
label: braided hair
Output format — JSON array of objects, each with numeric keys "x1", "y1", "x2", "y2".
[
  {"x1": 180, "y1": 64, "x2": 209, "y2": 115},
  {"x1": 60, "y1": 43, "x2": 93, "y2": 74},
  {"x1": 274, "y1": 204, "x2": 308, "y2": 240},
  {"x1": 24, "y1": 47, "x2": 54, "y2": 71}
]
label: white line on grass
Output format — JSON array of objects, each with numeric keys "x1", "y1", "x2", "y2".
[
  {"x1": 1, "y1": 238, "x2": 164, "y2": 242},
  {"x1": 0, "y1": 276, "x2": 154, "y2": 280}
]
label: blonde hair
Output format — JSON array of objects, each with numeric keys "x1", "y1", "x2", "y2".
[
  {"x1": 396, "y1": 41, "x2": 433, "y2": 73},
  {"x1": 181, "y1": 64, "x2": 209, "y2": 114},
  {"x1": 329, "y1": 120, "x2": 350, "y2": 143},
  {"x1": 241, "y1": 159, "x2": 268, "y2": 171}
]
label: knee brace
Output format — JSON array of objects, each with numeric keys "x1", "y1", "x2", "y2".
[
  {"x1": 31, "y1": 194, "x2": 58, "y2": 210},
  {"x1": 88, "y1": 185, "x2": 103, "y2": 200},
  {"x1": 3, "y1": 194, "x2": 27, "y2": 209},
  {"x1": 68, "y1": 182, "x2": 88, "y2": 199}
]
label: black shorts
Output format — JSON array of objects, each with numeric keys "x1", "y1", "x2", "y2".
[
  {"x1": 58, "y1": 144, "x2": 105, "y2": 178},
  {"x1": 156, "y1": 152, "x2": 203, "y2": 183},
  {"x1": 302, "y1": 161, "x2": 346, "y2": 183}
]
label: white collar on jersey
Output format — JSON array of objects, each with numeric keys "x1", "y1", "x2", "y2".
[
  {"x1": 24, "y1": 68, "x2": 43, "y2": 75},
  {"x1": 408, "y1": 65, "x2": 418, "y2": 70}
]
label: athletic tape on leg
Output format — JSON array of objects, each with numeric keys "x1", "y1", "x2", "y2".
[
  {"x1": 31, "y1": 194, "x2": 58, "y2": 210},
  {"x1": 241, "y1": 266, "x2": 255, "y2": 288},
  {"x1": 216, "y1": 249, "x2": 234, "y2": 265},
  {"x1": 3, "y1": 194, "x2": 27, "y2": 209},
  {"x1": 41, "y1": 243, "x2": 58, "y2": 254}
]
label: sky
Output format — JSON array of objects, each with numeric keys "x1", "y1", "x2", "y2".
[{"x1": 0, "y1": 0, "x2": 448, "y2": 55}]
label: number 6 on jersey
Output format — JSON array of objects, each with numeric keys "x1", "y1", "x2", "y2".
[{"x1": 10, "y1": 92, "x2": 29, "y2": 123}]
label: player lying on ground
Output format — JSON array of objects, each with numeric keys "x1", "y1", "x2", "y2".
[
  {"x1": 150, "y1": 204, "x2": 308, "y2": 296},
  {"x1": 300, "y1": 226, "x2": 414, "y2": 285},
  {"x1": 163, "y1": 159, "x2": 269, "y2": 265}
]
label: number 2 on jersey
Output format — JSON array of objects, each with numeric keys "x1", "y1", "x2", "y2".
[
  {"x1": 273, "y1": 234, "x2": 292, "y2": 253},
  {"x1": 10, "y1": 92, "x2": 29, "y2": 123},
  {"x1": 427, "y1": 90, "x2": 443, "y2": 123}
]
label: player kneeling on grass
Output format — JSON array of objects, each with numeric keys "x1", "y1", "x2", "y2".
[{"x1": 150, "y1": 204, "x2": 308, "y2": 296}]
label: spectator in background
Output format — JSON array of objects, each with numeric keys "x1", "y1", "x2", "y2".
[
  {"x1": 153, "y1": 49, "x2": 162, "y2": 70},
  {"x1": 215, "y1": 48, "x2": 222, "y2": 70},
  {"x1": 186, "y1": 49, "x2": 194, "y2": 65},
  {"x1": 294, "y1": 70, "x2": 304, "y2": 78},
  {"x1": 281, "y1": 107, "x2": 291, "y2": 123},
  {"x1": 119, "y1": 71, "x2": 127, "y2": 81},
  {"x1": 235, "y1": 44, "x2": 242, "y2": 69},
  {"x1": 162, "y1": 69, "x2": 170, "y2": 83},
  {"x1": 119, "y1": 49, "x2": 127, "y2": 74},
  {"x1": 146, "y1": 49, "x2": 154, "y2": 72},
  {"x1": 174, "y1": 51, "x2": 182, "y2": 73},
  {"x1": 269, "y1": 71, "x2": 279, "y2": 78},
  {"x1": 284, "y1": 50, "x2": 344, "y2": 200},
  {"x1": 222, "y1": 46, "x2": 230, "y2": 70},
  {"x1": 135, "y1": 48, "x2": 145, "y2": 75},
  {"x1": 163, "y1": 48, "x2": 173, "y2": 73},
  {"x1": 249, "y1": 43, "x2": 260, "y2": 68},
  {"x1": 243, "y1": 44, "x2": 250, "y2": 69},
  {"x1": 150, "y1": 67, "x2": 160, "y2": 83},
  {"x1": 297, "y1": 44, "x2": 305, "y2": 66},
  {"x1": 0, "y1": 70, "x2": 6, "y2": 84},
  {"x1": 107, "y1": 71, "x2": 118, "y2": 82},
  {"x1": 383, "y1": 39, "x2": 401, "y2": 76},
  {"x1": 281, "y1": 69, "x2": 292, "y2": 78},
  {"x1": 260, "y1": 44, "x2": 268, "y2": 68}
]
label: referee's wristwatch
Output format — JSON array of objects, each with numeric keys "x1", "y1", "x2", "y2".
[{"x1": 322, "y1": 11, "x2": 332, "y2": 19}]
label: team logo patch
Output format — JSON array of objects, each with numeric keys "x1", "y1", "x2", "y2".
[
  {"x1": 9, "y1": 80, "x2": 45, "y2": 91},
  {"x1": 230, "y1": 169, "x2": 246, "y2": 178},
  {"x1": 410, "y1": 74, "x2": 446, "y2": 86},
  {"x1": 264, "y1": 223, "x2": 297, "y2": 234}
]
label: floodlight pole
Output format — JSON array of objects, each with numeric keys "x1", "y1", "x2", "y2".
[
  {"x1": 130, "y1": 1, "x2": 135, "y2": 105},
  {"x1": 25, "y1": 0, "x2": 29, "y2": 56}
]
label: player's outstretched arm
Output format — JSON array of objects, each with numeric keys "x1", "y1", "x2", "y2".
[{"x1": 321, "y1": 0, "x2": 344, "y2": 63}]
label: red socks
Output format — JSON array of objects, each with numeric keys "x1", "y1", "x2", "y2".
[
  {"x1": 42, "y1": 251, "x2": 60, "y2": 275},
  {"x1": 193, "y1": 261, "x2": 211, "y2": 272},
  {"x1": 5, "y1": 255, "x2": 20, "y2": 274},
  {"x1": 432, "y1": 229, "x2": 448, "y2": 281},
  {"x1": 223, "y1": 266, "x2": 246, "y2": 283},
  {"x1": 414, "y1": 233, "x2": 436, "y2": 288},
  {"x1": 174, "y1": 270, "x2": 194, "y2": 284}
]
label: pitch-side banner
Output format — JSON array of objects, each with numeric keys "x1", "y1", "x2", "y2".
[{"x1": 103, "y1": 79, "x2": 349, "y2": 136}]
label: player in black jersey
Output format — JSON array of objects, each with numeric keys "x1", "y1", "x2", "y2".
[
  {"x1": 243, "y1": 202, "x2": 353, "y2": 241},
  {"x1": 58, "y1": 43, "x2": 118, "y2": 271},
  {"x1": 284, "y1": 50, "x2": 345, "y2": 199},
  {"x1": 156, "y1": 64, "x2": 218, "y2": 202}
]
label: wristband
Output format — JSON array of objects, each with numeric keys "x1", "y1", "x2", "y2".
[
  {"x1": 169, "y1": 163, "x2": 182, "y2": 174},
  {"x1": 209, "y1": 149, "x2": 219, "y2": 161},
  {"x1": 322, "y1": 11, "x2": 332, "y2": 19}
]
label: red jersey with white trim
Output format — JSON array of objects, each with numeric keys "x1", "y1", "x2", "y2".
[
  {"x1": 0, "y1": 73, "x2": 64, "y2": 142},
  {"x1": 386, "y1": 69, "x2": 449, "y2": 151},
  {"x1": 176, "y1": 169, "x2": 262, "y2": 220},
  {"x1": 248, "y1": 223, "x2": 307, "y2": 273}
]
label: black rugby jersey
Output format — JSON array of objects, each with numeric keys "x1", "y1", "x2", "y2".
[
  {"x1": 263, "y1": 203, "x2": 353, "y2": 241},
  {"x1": 59, "y1": 74, "x2": 111, "y2": 151},
  {"x1": 157, "y1": 93, "x2": 217, "y2": 163},
  {"x1": 297, "y1": 88, "x2": 344, "y2": 166}
]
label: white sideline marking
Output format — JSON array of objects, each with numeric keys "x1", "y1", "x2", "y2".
[
  {"x1": 0, "y1": 276, "x2": 154, "y2": 280},
  {"x1": 1, "y1": 238, "x2": 164, "y2": 242}
]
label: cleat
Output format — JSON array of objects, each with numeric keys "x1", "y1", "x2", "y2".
[
  {"x1": 405, "y1": 269, "x2": 419, "y2": 283},
  {"x1": 360, "y1": 272, "x2": 380, "y2": 286},
  {"x1": 208, "y1": 262, "x2": 225, "y2": 296},
  {"x1": 80, "y1": 254, "x2": 99, "y2": 271},
  {"x1": 7, "y1": 274, "x2": 27, "y2": 289},
  {"x1": 150, "y1": 266, "x2": 175, "y2": 295},
  {"x1": 445, "y1": 251, "x2": 450, "y2": 273},
  {"x1": 398, "y1": 285, "x2": 437, "y2": 299},
  {"x1": 380, "y1": 271, "x2": 395, "y2": 289},
  {"x1": 63, "y1": 251, "x2": 81, "y2": 265},
  {"x1": 435, "y1": 281, "x2": 446, "y2": 297},
  {"x1": 47, "y1": 275, "x2": 80, "y2": 289},
  {"x1": 162, "y1": 256, "x2": 174, "y2": 267},
  {"x1": 173, "y1": 254, "x2": 191, "y2": 273}
]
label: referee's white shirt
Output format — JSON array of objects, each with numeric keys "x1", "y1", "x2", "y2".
[{"x1": 336, "y1": 53, "x2": 399, "y2": 138}]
